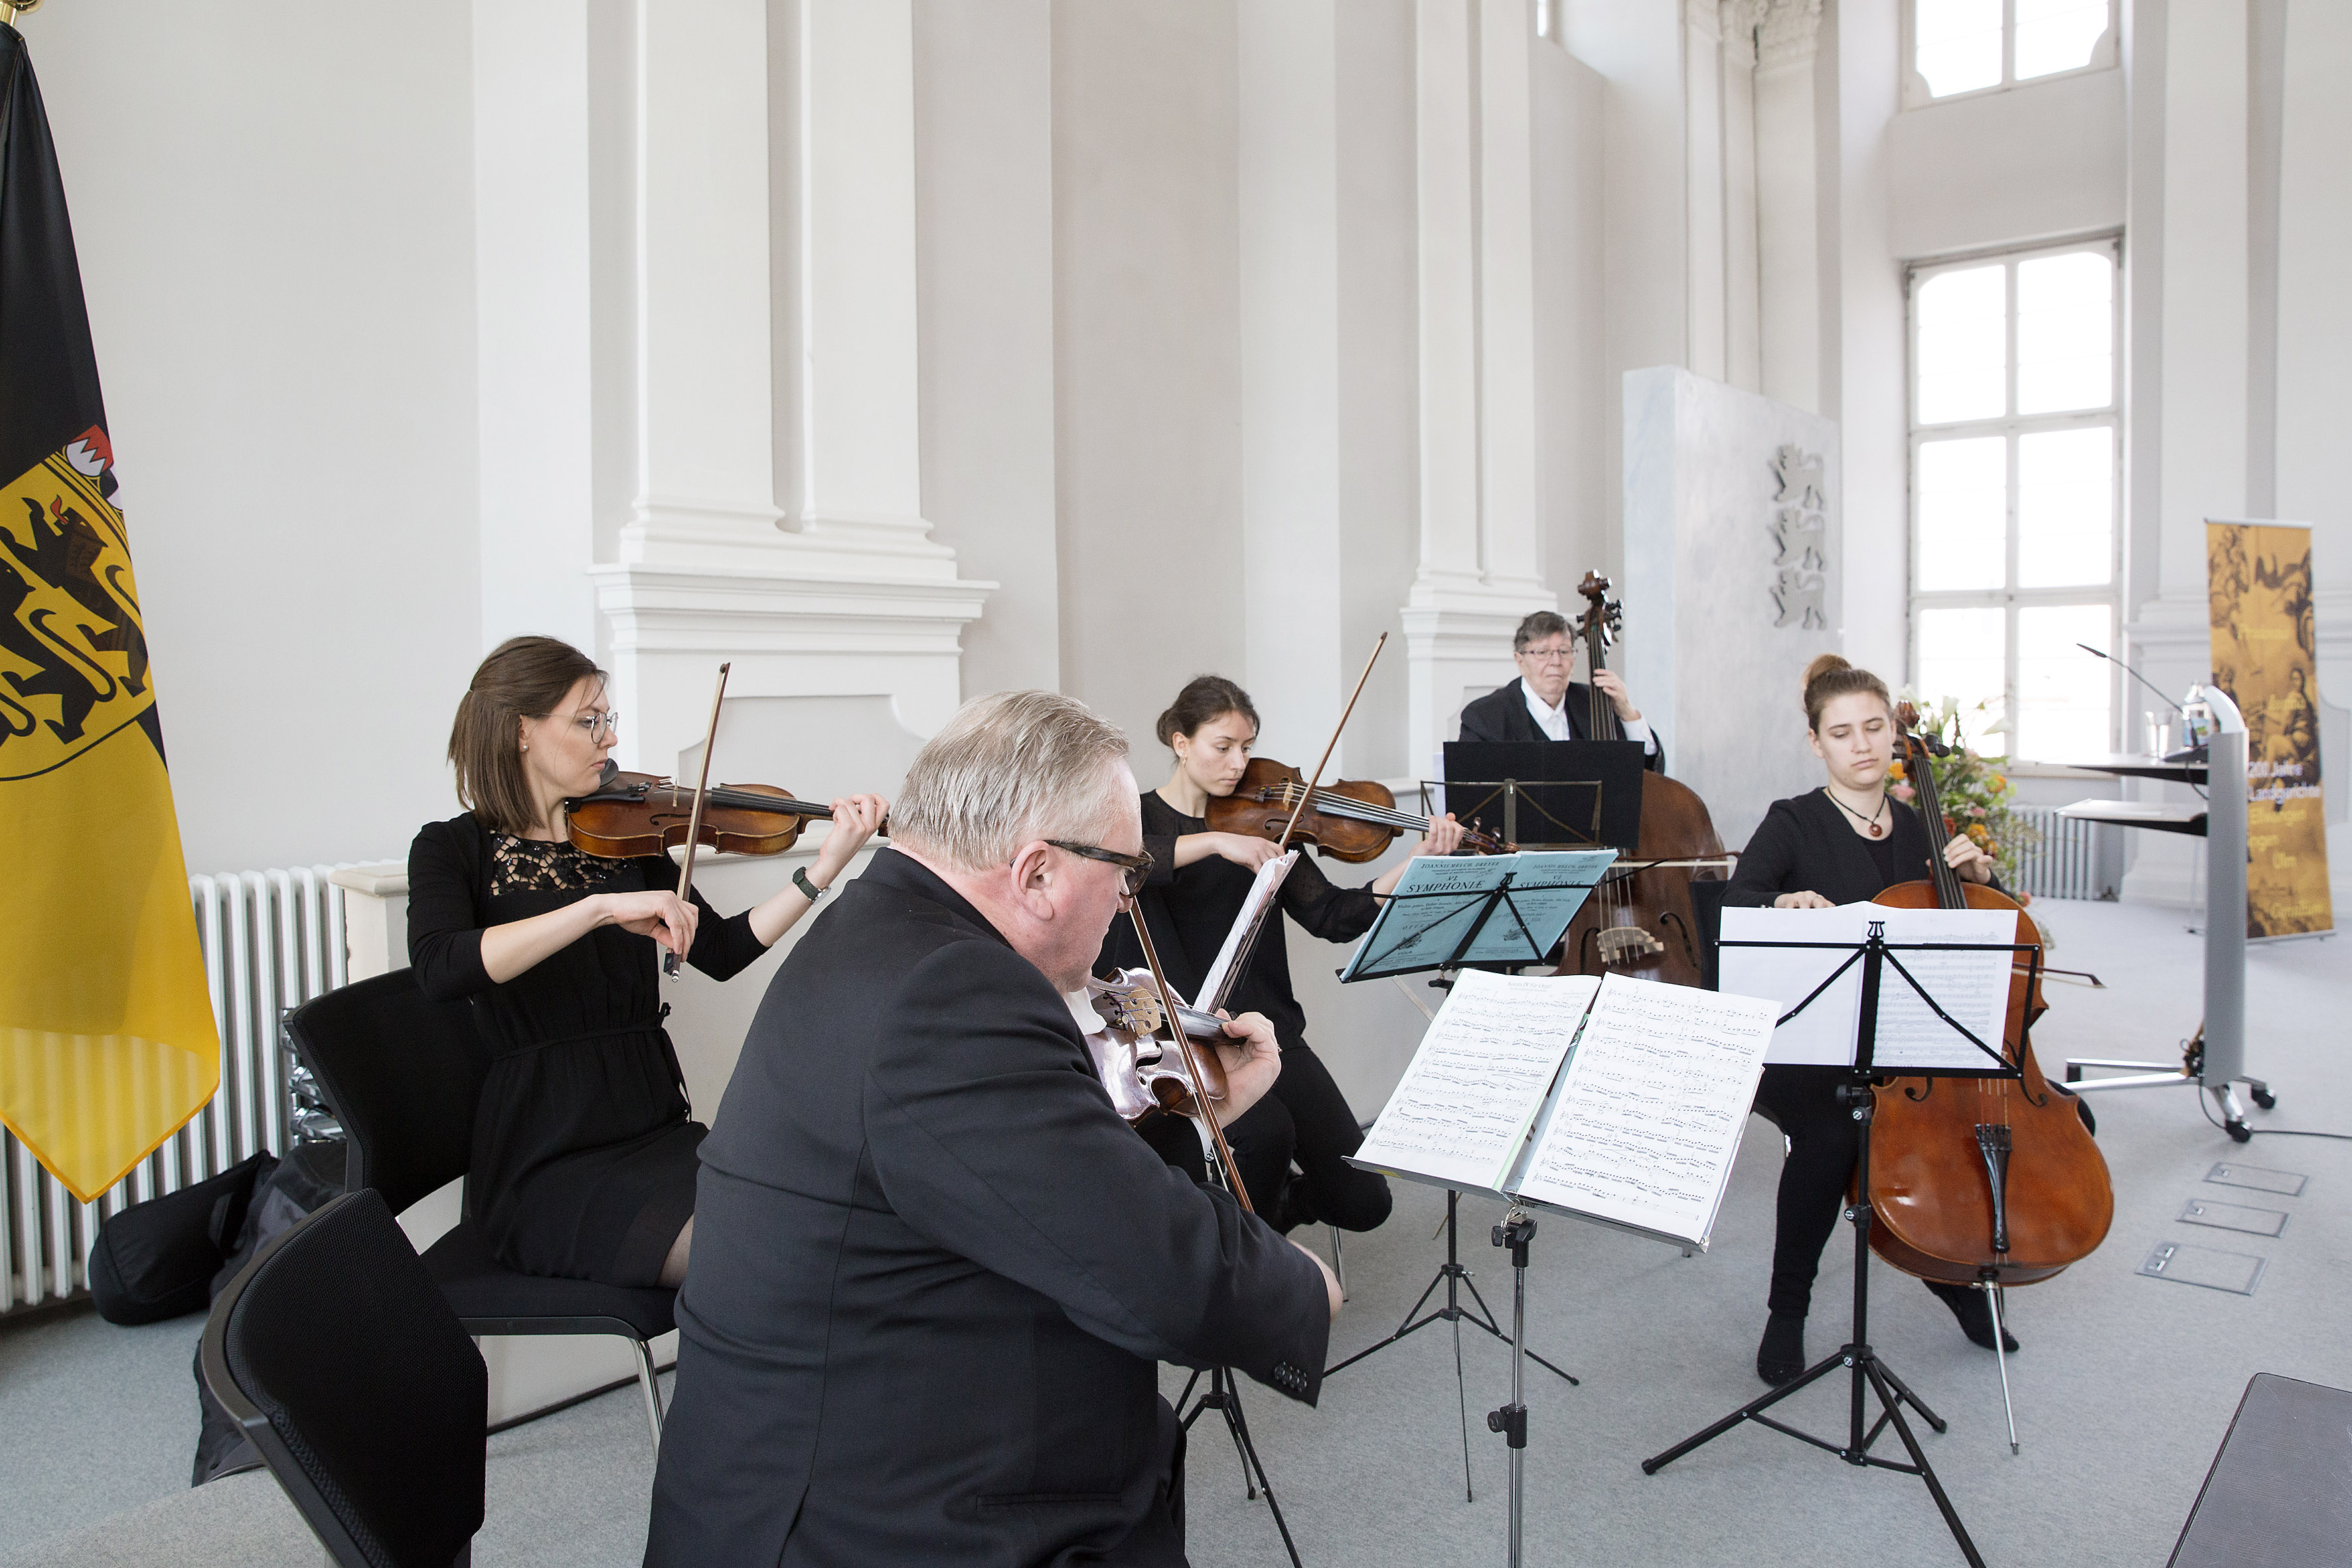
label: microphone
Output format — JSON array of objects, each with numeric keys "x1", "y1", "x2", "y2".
[{"x1": 2077, "y1": 643, "x2": 2187, "y2": 718}]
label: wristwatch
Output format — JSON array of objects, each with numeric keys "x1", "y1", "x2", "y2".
[{"x1": 794, "y1": 868, "x2": 827, "y2": 902}]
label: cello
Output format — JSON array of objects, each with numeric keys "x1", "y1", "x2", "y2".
[
  {"x1": 1864, "y1": 703, "x2": 2113, "y2": 1290},
  {"x1": 1555, "y1": 572, "x2": 1733, "y2": 988}
]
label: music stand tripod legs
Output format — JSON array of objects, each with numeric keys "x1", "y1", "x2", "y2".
[
  {"x1": 1642, "y1": 1079, "x2": 1982, "y2": 1565},
  {"x1": 1322, "y1": 1189, "x2": 1578, "y2": 1502},
  {"x1": 1642, "y1": 922, "x2": 2010, "y2": 1568},
  {"x1": 1174, "y1": 1366, "x2": 1304, "y2": 1568}
]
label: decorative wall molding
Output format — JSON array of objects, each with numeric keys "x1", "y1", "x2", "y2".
[{"x1": 1755, "y1": 0, "x2": 1823, "y2": 73}]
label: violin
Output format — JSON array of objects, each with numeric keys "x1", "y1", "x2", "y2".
[
  {"x1": 565, "y1": 769, "x2": 882, "y2": 859},
  {"x1": 1085, "y1": 969, "x2": 1232, "y2": 1124},
  {"x1": 1205, "y1": 756, "x2": 1510, "y2": 862},
  {"x1": 1863, "y1": 702, "x2": 2113, "y2": 1289},
  {"x1": 1554, "y1": 572, "x2": 1733, "y2": 986}
]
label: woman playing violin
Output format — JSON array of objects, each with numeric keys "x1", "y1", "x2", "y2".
[
  {"x1": 1726, "y1": 654, "x2": 2025, "y2": 1383},
  {"x1": 407, "y1": 636, "x2": 887, "y2": 1289},
  {"x1": 1097, "y1": 675, "x2": 1466, "y2": 1233}
]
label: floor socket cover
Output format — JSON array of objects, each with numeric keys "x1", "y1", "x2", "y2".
[
  {"x1": 2205, "y1": 1162, "x2": 2308, "y2": 1197},
  {"x1": 2178, "y1": 1199, "x2": 2289, "y2": 1237},
  {"x1": 2139, "y1": 1241, "x2": 2266, "y2": 1295}
]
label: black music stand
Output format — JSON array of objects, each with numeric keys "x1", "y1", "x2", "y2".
[
  {"x1": 1323, "y1": 858, "x2": 1606, "y2": 1500},
  {"x1": 1640, "y1": 919, "x2": 2037, "y2": 1568},
  {"x1": 1443, "y1": 740, "x2": 1645, "y2": 850},
  {"x1": 1172, "y1": 1127, "x2": 1306, "y2": 1568}
]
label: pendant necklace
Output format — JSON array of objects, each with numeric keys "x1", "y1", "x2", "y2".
[{"x1": 1830, "y1": 788, "x2": 1889, "y2": 838}]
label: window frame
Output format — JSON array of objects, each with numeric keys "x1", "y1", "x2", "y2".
[
  {"x1": 1905, "y1": 234, "x2": 2124, "y2": 763},
  {"x1": 1901, "y1": 0, "x2": 2120, "y2": 111}
]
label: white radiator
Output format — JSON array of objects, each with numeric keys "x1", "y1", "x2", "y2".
[
  {"x1": 2009, "y1": 807, "x2": 2111, "y2": 903},
  {"x1": 1, "y1": 864, "x2": 358, "y2": 1315}
]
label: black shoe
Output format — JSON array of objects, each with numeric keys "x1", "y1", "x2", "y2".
[
  {"x1": 1271, "y1": 1173, "x2": 1322, "y2": 1235},
  {"x1": 1926, "y1": 1281, "x2": 2019, "y2": 1352},
  {"x1": 1756, "y1": 1310, "x2": 1806, "y2": 1385}
]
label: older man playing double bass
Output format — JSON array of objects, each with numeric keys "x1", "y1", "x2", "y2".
[{"x1": 645, "y1": 690, "x2": 1339, "y2": 1567}]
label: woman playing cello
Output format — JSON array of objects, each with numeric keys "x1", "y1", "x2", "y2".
[
  {"x1": 1727, "y1": 655, "x2": 2035, "y2": 1383},
  {"x1": 407, "y1": 637, "x2": 886, "y2": 1287}
]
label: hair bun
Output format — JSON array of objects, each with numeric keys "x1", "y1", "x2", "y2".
[{"x1": 1802, "y1": 653, "x2": 1852, "y2": 692}]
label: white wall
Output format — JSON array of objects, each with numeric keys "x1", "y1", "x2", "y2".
[
  {"x1": 1883, "y1": 67, "x2": 2126, "y2": 260},
  {"x1": 1049, "y1": 0, "x2": 1245, "y2": 757},
  {"x1": 32, "y1": 2, "x2": 482, "y2": 875}
]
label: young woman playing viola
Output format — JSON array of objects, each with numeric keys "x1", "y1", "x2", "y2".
[
  {"x1": 1097, "y1": 675, "x2": 1466, "y2": 1233},
  {"x1": 407, "y1": 637, "x2": 886, "y2": 1289},
  {"x1": 1726, "y1": 654, "x2": 2041, "y2": 1383}
]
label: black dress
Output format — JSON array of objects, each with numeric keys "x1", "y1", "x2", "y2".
[
  {"x1": 1095, "y1": 791, "x2": 1393, "y2": 1233},
  {"x1": 408, "y1": 813, "x2": 767, "y2": 1287},
  {"x1": 1724, "y1": 790, "x2": 2013, "y2": 1317}
]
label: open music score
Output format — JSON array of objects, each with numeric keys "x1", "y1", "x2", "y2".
[
  {"x1": 1351, "y1": 970, "x2": 1778, "y2": 1251},
  {"x1": 1718, "y1": 904, "x2": 2019, "y2": 1073}
]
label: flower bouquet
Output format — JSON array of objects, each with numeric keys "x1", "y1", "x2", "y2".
[{"x1": 1888, "y1": 694, "x2": 2042, "y2": 899}]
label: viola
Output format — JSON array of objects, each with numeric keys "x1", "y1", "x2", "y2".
[
  {"x1": 1085, "y1": 969, "x2": 1231, "y2": 1124},
  {"x1": 1864, "y1": 702, "x2": 2113, "y2": 1288},
  {"x1": 564, "y1": 769, "x2": 881, "y2": 860},
  {"x1": 1205, "y1": 755, "x2": 1510, "y2": 863},
  {"x1": 1554, "y1": 572, "x2": 1733, "y2": 986}
]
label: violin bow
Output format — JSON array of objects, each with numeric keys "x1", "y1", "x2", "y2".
[
  {"x1": 1122, "y1": 906, "x2": 1255, "y2": 1214},
  {"x1": 1194, "y1": 633, "x2": 1391, "y2": 1022},
  {"x1": 1275, "y1": 632, "x2": 1388, "y2": 850},
  {"x1": 664, "y1": 662, "x2": 731, "y2": 979}
]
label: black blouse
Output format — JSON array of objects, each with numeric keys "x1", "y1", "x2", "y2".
[
  {"x1": 1724, "y1": 788, "x2": 1999, "y2": 907},
  {"x1": 406, "y1": 813, "x2": 769, "y2": 1284},
  {"x1": 1095, "y1": 791, "x2": 1382, "y2": 1052}
]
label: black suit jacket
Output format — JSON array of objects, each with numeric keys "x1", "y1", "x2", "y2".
[
  {"x1": 643, "y1": 849, "x2": 1330, "y2": 1568},
  {"x1": 1455, "y1": 676, "x2": 1666, "y2": 773}
]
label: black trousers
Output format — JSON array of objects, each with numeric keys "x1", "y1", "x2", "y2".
[
  {"x1": 1752, "y1": 1065, "x2": 1860, "y2": 1316},
  {"x1": 1223, "y1": 1042, "x2": 1393, "y2": 1234}
]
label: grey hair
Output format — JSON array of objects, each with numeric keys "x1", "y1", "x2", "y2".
[
  {"x1": 1513, "y1": 610, "x2": 1572, "y2": 653},
  {"x1": 889, "y1": 690, "x2": 1133, "y2": 872}
]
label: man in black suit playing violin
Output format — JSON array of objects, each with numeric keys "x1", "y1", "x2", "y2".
[
  {"x1": 645, "y1": 690, "x2": 1339, "y2": 1568},
  {"x1": 1456, "y1": 608, "x2": 1666, "y2": 773}
]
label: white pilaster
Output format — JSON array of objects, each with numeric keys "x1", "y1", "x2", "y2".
[
  {"x1": 1239, "y1": 0, "x2": 1346, "y2": 767},
  {"x1": 1753, "y1": 0, "x2": 1823, "y2": 413},
  {"x1": 594, "y1": 0, "x2": 989, "y2": 778},
  {"x1": 2122, "y1": 0, "x2": 2249, "y2": 905},
  {"x1": 1403, "y1": 0, "x2": 1558, "y2": 776}
]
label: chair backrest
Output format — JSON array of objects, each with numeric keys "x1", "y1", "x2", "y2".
[
  {"x1": 285, "y1": 969, "x2": 488, "y2": 1216},
  {"x1": 200, "y1": 1190, "x2": 487, "y2": 1568}
]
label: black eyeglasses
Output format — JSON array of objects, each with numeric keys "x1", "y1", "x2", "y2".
[{"x1": 1046, "y1": 840, "x2": 1154, "y2": 898}]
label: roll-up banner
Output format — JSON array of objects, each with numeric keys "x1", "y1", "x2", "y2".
[{"x1": 2207, "y1": 520, "x2": 2332, "y2": 940}]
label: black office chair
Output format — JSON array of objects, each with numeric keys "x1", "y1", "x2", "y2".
[
  {"x1": 201, "y1": 1190, "x2": 487, "y2": 1568},
  {"x1": 284, "y1": 969, "x2": 676, "y2": 1449}
]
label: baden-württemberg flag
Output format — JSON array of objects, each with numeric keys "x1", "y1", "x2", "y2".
[{"x1": 1, "y1": 24, "x2": 218, "y2": 1203}]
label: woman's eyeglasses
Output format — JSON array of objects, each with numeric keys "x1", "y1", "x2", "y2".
[{"x1": 572, "y1": 711, "x2": 620, "y2": 742}]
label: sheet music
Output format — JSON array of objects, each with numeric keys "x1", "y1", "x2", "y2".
[
  {"x1": 1511, "y1": 973, "x2": 1776, "y2": 1249},
  {"x1": 1354, "y1": 970, "x2": 1599, "y2": 1193},
  {"x1": 1192, "y1": 851, "x2": 1296, "y2": 1010},
  {"x1": 1720, "y1": 904, "x2": 2019, "y2": 1071},
  {"x1": 1336, "y1": 850, "x2": 1615, "y2": 981},
  {"x1": 1867, "y1": 907, "x2": 2018, "y2": 1071}
]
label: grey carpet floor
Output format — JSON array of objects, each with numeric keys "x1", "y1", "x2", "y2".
[{"x1": 5, "y1": 898, "x2": 2345, "y2": 1567}]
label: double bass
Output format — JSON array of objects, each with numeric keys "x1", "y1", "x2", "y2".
[
  {"x1": 1864, "y1": 704, "x2": 2113, "y2": 1289},
  {"x1": 1555, "y1": 573, "x2": 1732, "y2": 988}
]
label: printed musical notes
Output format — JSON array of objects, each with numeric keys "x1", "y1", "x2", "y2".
[
  {"x1": 1513, "y1": 974, "x2": 1777, "y2": 1249},
  {"x1": 1353, "y1": 971, "x2": 1599, "y2": 1194},
  {"x1": 1720, "y1": 904, "x2": 2018, "y2": 1071}
]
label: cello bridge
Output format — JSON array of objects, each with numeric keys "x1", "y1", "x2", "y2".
[{"x1": 1596, "y1": 926, "x2": 1666, "y2": 963}]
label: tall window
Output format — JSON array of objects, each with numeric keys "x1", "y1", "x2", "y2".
[
  {"x1": 1908, "y1": 240, "x2": 2120, "y2": 761},
  {"x1": 1905, "y1": 0, "x2": 2117, "y2": 104}
]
